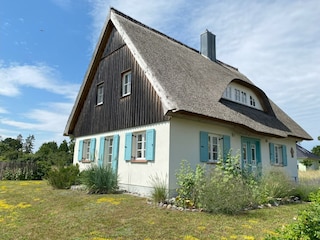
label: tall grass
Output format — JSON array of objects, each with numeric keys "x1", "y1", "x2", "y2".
[
  {"x1": 149, "y1": 173, "x2": 168, "y2": 203},
  {"x1": 80, "y1": 165, "x2": 118, "y2": 194},
  {"x1": 295, "y1": 170, "x2": 320, "y2": 201}
]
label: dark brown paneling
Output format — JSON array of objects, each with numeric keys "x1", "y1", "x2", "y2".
[{"x1": 72, "y1": 28, "x2": 167, "y2": 137}]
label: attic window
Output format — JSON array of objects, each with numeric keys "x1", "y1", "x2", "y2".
[
  {"x1": 222, "y1": 83, "x2": 263, "y2": 110},
  {"x1": 121, "y1": 71, "x2": 131, "y2": 97},
  {"x1": 96, "y1": 83, "x2": 104, "y2": 105}
]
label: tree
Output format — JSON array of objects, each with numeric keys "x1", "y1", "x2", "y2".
[
  {"x1": 0, "y1": 137, "x2": 23, "y2": 161},
  {"x1": 24, "y1": 135, "x2": 35, "y2": 154},
  {"x1": 311, "y1": 136, "x2": 320, "y2": 157},
  {"x1": 58, "y1": 140, "x2": 69, "y2": 153}
]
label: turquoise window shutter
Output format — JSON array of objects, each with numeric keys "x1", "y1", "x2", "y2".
[
  {"x1": 256, "y1": 141, "x2": 261, "y2": 165},
  {"x1": 269, "y1": 143, "x2": 275, "y2": 165},
  {"x1": 200, "y1": 131, "x2": 208, "y2": 162},
  {"x1": 78, "y1": 140, "x2": 84, "y2": 162},
  {"x1": 256, "y1": 141, "x2": 262, "y2": 176},
  {"x1": 282, "y1": 145, "x2": 287, "y2": 166},
  {"x1": 146, "y1": 129, "x2": 155, "y2": 161},
  {"x1": 89, "y1": 138, "x2": 96, "y2": 161},
  {"x1": 98, "y1": 137, "x2": 105, "y2": 167},
  {"x1": 223, "y1": 135, "x2": 231, "y2": 162},
  {"x1": 124, "y1": 132, "x2": 132, "y2": 161},
  {"x1": 112, "y1": 135, "x2": 120, "y2": 171}
]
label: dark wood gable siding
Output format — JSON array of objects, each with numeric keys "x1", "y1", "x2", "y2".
[{"x1": 72, "y1": 27, "x2": 167, "y2": 137}]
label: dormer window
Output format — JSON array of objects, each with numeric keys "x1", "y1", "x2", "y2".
[
  {"x1": 250, "y1": 96, "x2": 256, "y2": 107},
  {"x1": 222, "y1": 82, "x2": 263, "y2": 110},
  {"x1": 241, "y1": 91, "x2": 247, "y2": 104},
  {"x1": 235, "y1": 89, "x2": 240, "y2": 102}
]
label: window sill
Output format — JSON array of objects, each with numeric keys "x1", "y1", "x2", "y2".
[
  {"x1": 131, "y1": 159, "x2": 148, "y2": 163},
  {"x1": 96, "y1": 103, "x2": 103, "y2": 107},
  {"x1": 81, "y1": 160, "x2": 92, "y2": 163},
  {"x1": 206, "y1": 161, "x2": 218, "y2": 165}
]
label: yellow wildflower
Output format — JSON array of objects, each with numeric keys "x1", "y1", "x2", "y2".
[
  {"x1": 243, "y1": 236, "x2": 255, "y2": 240},
  {"x1": 183, "y1": 235, "x2": 199, "y2": 240}
]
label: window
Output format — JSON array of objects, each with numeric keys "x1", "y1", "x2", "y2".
[
  {"x1": 269, "y1": 143, "x2": 287, "y2": 166},
  {"x1": 122, "y1": 71, "x2": 131, "y2": 96},
  {"x1": 208, "y1": 134, "x2": 219, "y2": 162},
  {"x1": 125, "y1": 129, "x2": 155, "y2": 161},
  {"x1": 250, "y1": 96, "x2": 256, "y2": 107},
  {"x1": 241, "y1": 137, "x2": 261, "y2": 173},
  {"x1": 200, "y1": 132, "x2": 230, "y2": 163},
  {"x1": 135, "y1": 132, "x2": 146, "y2": 159},
  {"x1": 98, "y1": 135, "x2": 120, "y2": 171},
  {"x1": 96, "y1": 84, "x2": 104, "y2": 105},
  {"x1": 235, "y1": 89, "x2": 240, "y2": 102},
  {"x1": 224, "y1": 86, "x2": 232, "y2": 99},
  {"x1": 242, "y1": 143, "x2": 247, "y2": 166},
  {"x1": 78, "y1": 138, "x2": 96, "y2": 162},
  {"x1": 241, "y1": 91, "x2": 247, "y2": 104}
]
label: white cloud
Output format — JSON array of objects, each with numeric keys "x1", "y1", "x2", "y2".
[
  {"x1": 0, "y1": 107, "x2": 8, "y2": 114},
  {"x1": 0, "y1": 102, "x2": 72, "y2": 133},
  {"x1": 0, "y1": 62, "x2": 79, "y2": 100}
]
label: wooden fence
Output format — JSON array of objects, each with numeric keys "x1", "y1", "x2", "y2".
[{"x1": 0, "y1": 161, "x2": 39, "y2": 180}]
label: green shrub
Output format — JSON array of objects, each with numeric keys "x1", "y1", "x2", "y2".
[
  {"x1": 265, "y1": 189, "x2": 320, "y2": 240},
  {"x1": 200, "y1": 154, "x2": 257, "y2": 214},
  {"x1": 257, "y1": 168, "x2": 295, "y2": 204},
  {"x1": 149, "y1": 173, "x2": 168, "y2": 203},
  {"x1": 80, "y1": 165, "x2": 118, "y2": 194},
  {"x1": 175, "y1": 160, "x2": 205, "y2": 208},
  {"x1": 47, "y1": 164, "x2": 80, "y2": 189}
]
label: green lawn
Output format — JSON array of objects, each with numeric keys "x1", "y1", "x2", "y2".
[{"x1": 0, "y1": 181, "x2": 306, "y2": 240}]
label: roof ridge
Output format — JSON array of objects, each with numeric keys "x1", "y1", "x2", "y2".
[
  {"x1": 110, "y1": 8, "x2": 242, "y2": 74},
  {"x1": 110, "y1": 7, "x2": 199, "y2": 54}
]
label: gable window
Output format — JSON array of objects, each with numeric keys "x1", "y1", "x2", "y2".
[
  {"x1": 122, "y1": 71, "x2": 131, "y2": 96},
  {"x1": 78, "y1": 138, "x2": 96, "y2": 163},
  {"x1": 96, "y1": 83, "x2": 104, "y2": 105},
  {"x1": 269, "y1": 143, "x2": 287, "y2": 166},
  {"x1": 200, "y1": 131, "x2": 230, "y2": 163},
  {"x1": 125, "y1": 129, "x2": 155, "y2": 162}
]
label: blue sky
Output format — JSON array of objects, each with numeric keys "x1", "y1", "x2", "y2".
[{"x1": 1, "y1": 0, "x2": 319, "y2": 151}]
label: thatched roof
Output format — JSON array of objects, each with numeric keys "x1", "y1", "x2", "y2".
[{"x1": 64, "y1": 8, "x2": 312, "y2": 140}]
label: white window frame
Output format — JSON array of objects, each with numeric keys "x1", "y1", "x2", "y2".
[
  {"x1": 134, "y1": 131, "x2": 146, "y2": 160},
  {"x1": 235, "y1": 89, "x2": 240, "y2": 102},
  {"x1": 208, "y1": 134, "x2": 221, "y2": 163},
  {"x1": 83, "y1": 139, "x2": 91, "y2": 160},
  {"x1": 241, "y1": 91, "x2": 247, "y2": 104},
  {"x1": 104, "y1": 137, "x2": 113, "y2": 167},
  {"x1": 250, "y1": 95, "x2": 256, "y2": 107},
  {"x1": 96, "y1": 83, "x2": 104, "y2": 105},
  {"x1": 274, "y1": 144, "x2": 283, "y2": 165},
  {"x1": 122, "y1": 71, "x2": 131, "y2": 97},
  {"x1": 224, "y1": 86, "x2": 232, "y2": 99},
  {"x1": 242, "y1": 143, "x2": 247, "y2": 166}
]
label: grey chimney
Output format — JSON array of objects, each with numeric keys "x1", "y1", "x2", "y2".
[{"x1": 200, "y1": 30, "x2": 216, "y2": 61}]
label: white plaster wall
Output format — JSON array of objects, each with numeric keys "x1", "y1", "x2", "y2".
[
  {"x1": 167, "y1": 117, "x2": 299, "y2": 194},
  {"x1": 73, "y1": 117, "x2": 299, "y2": 197},
  {"x1": 168, "y1": 117, "x2": 235, "y2": 194},
  {"x1": 73, "y1": 121, "x2": 171, "y2": 197}
]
